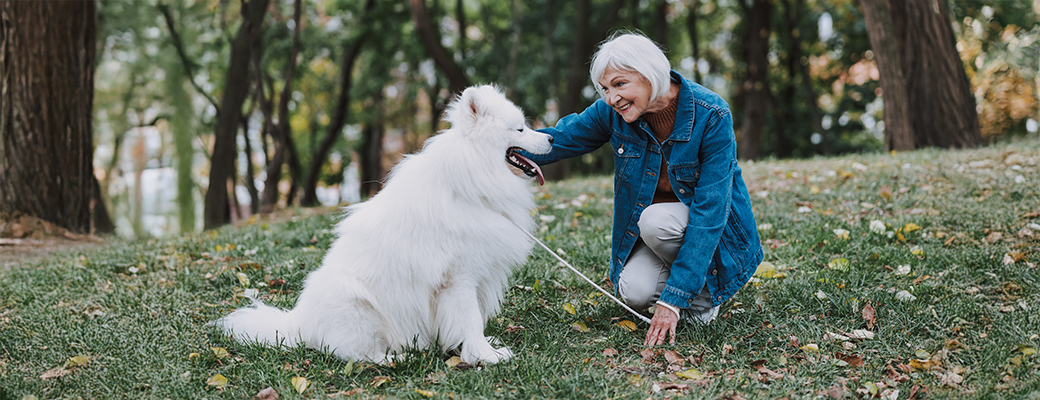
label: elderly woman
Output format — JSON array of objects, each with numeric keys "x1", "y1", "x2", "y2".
[{"x1": 523, "y1": 33, "x2": 763, "y2": 346}]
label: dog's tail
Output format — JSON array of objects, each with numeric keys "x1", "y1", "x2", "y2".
[{"x1": 213, "y1": 298, "x2": 302, "y2": 348}]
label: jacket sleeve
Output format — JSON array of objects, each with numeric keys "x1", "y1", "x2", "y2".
[
  {"x1": 658, "y1": 110, "x2": 736, "y2": 308},
  {"x1": 521, "y1": 100, "x2": 614, "y2": 166}
]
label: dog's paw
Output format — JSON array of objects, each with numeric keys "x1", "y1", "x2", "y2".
[{"x1": 462, "y1": 342, "x2": 513, "y2": 364}]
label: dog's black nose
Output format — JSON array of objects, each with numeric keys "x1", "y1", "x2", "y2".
[{"x1": 548, "y1": 136, "x2": 554, "y2": 145}]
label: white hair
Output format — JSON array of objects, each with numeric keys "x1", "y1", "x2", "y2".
[{"x1": 589, "y1": 32, "x2": 671, "y2": 102}]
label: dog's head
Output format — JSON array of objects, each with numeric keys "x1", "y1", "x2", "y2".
[{"x1": 446, "y1": 85, "x2": 554, "y2": 185}]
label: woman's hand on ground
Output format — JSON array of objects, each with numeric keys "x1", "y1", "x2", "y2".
[{"x1": 644, "y1": 306, "x2": 679, "y2": 346}]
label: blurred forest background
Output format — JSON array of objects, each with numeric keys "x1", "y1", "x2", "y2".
[{"x1": 1, "y1": 0, "x2": 1038, "y2": 240}]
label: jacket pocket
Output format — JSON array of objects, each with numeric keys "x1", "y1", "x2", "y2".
[{"x1": 669, "y1": 162, "x2": 700, "y2": 198}]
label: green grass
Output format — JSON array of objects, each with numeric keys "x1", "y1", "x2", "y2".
[{"x1": 2, "y1": 138, "x2": 1040, "y2": 399}]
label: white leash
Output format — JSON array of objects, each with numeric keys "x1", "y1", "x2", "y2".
[{"x1": 509, "y1": 218, "x2": 652, "y2": 324}]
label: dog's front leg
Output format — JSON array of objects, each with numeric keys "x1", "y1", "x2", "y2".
[{"x1": 434, "y1": 282, "x2": 513, "y2": 364}]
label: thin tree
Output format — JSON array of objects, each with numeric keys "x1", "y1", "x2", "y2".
[
  {"x1": 409, "y1": 0, "x2": 470, "y2": 94},
  {"x1": 857, "y1": 0, "x2": 914, "y2": 151},
  {"x1": 204, "y1": 0, "x2": 271, "y2": 229},
  {"x1": 0, "y1": 0, "x2": 101, "y2": 234},
  {"x1": 299, "y1": 0, "x2": 376, "y2": 207}
]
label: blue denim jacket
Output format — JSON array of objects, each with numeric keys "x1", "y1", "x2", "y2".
[{"x1": 524, "y1": 71, "x2": 763, "y2": 309}]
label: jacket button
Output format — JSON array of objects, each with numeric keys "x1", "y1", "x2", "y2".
[
  {"x1": 711, "y1": 269, "x2": 717, "y2": 275},
  {"x1": 678, "y1": 188, "x2": 686, "y2": 194},
  {"x1": 618, "y1": 147, "x2": 624, "y2": 155},
  {"x1": 716, "y1": 296, "x2": 723, "y2": 302}
]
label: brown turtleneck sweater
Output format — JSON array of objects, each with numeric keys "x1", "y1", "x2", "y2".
[{"x1": 643, "y1": 95, "x2": 681, "y2": 204}]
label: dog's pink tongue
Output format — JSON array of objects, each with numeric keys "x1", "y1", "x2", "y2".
[{"x1": 513, "y1": 152, "x2": 545, "y2": 186}]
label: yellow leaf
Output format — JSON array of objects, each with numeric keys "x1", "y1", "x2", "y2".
[
  {"x1": 211, "y1": 347, "x2": 229, "y2": 358},
  {"x1": 291, "y1": 376, "x2": 309, "y2": 394},
  {"x1": 188, "y1": 353, "x2": 200, "y2": 359},
  {"x1": 676, "y1": 368, "x2": 705, "y2": 380},
  {"x1": 903, "y1": 223, "x2": 921, "y2": 233},
  {"x1": 445, "y1": 356, "x2": 463, "y2": 368},
  {"x1": 206, "y1": 374, "x2": 228, "y2": 388},
  {"x1": 1019, "y1": 345, "x2": 1037, "y2": 356},
  {"x1": 415, "y1": 389, "x2": 436, "y2": 397},
  {"x1": 64, "y1": 355, "x2": 90, "y2": 368},
  {"x1": 908, "y1": 358, "x2": 936, "y2": 370},
  {"x1": 371, "y1": 376, "x2": 391, "y2": 387},
  {"x1": 343, "y1": 360, "x2": 354, "y2": 375},
  {"x1": 827, "y1": 258, "x2": 850, "y2": 270},
  {"x1": 810, "y1": 185, "x2": 821, "y2": 194},
  {"x1": 754, "y1": 261, "x2": 777, "y2": 278},
  {"x1": 911, "y1": 246, "x2": 924, "y2": 256},
  {"x1": 563, "y1": 303, "x2": 576, "y2": 315},
  {"x1": 215, "y1": 245, "x2": 223, "y2": 252},
  {"x1": 614, "y1": 320, "x2": 637, "y2": 332},
  {"x1": 800, "y1": 344, "x2": 819, "y2": 352},
  {"x1": 236, "y1": 272, "x2": 250, "y2": 287},
  {"x1": 571, "y1": 322, "x2": 589, "y2": 332},
  {"x1": 896, "y1": 229, "x2": 906, "y2": 243}
]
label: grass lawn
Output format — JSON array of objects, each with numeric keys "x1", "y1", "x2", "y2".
[{"x1": 2, "y1": 138, "x2": 1039, "y2": 399}]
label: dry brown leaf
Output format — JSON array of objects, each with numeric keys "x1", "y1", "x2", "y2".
[
  {"x1": 40, "y1": 366, "x2": 69, "y2": 380},
  {"x1": 505, "y1": 325, "x2": 525, "y2": 333},
  {"x1": 254, "y1": 387, "x2": 279, "y2": 400},
  {"x1": 862, "y1": 303, "x2": 877, "y2": 330},
  {"x1": 837, "y1": 353, "x2": 864, "y2": 367},
  {"x1": 602, "y1": 348, "x2": 618, "y2": 357},
  {"x1": 655, "y1": 381, "x2": 690, "y2": 393},
  {"x1": 663, "y1": 350, "x2": 684, "y2": 365},
  {"x1": 640, "y1": 348, "x2": 656, "y2": 363},
  {"x1": 984, "y1": 232, "x2": 1003, "y2": 244},
  {"x1": 937, "y1": 370, "x2": 963, "y2": 386},
  {"x1": 327, "y1": 388, "x2": 363, "y2": 398}
]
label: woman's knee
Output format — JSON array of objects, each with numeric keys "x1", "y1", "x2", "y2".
[
  {"x1": 637, "y1": 203, "x2": 688, "y2": 247},
  {"x1": 618, "y1": 278, "x2": 656, "y2": 310}
]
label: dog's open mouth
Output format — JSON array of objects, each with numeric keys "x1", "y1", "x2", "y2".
[{"x1": 506, "y1": 147, "x2": 545, "y2": 186}]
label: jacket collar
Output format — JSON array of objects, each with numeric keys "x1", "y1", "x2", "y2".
[{"x1": 666, "y1": 70, "x2": 694, "y2": 142}]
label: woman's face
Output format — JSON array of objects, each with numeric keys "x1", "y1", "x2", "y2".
[{"x1": 598, "y1": 67, "x2": 653, "y2": 123}]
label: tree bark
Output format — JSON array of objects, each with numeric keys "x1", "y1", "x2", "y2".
[
  {"x1": 359, "y1": 91, "x2": 385, "y2": 199},
  {"x1": 410, "y1": 0, "x2": 470, "y2": 94},
  {"x1": 737, "y1": 0, "x2": 771, "y2": 161},
  {"x1": 687, "y1": 0, "x2": 701, "y2": 83},
  {"x1": 890, "y1": 0, "x2": 981, "y2": 148},
  {"x1": 204, "y1": 0, "x2": 270, "y2": 229},
  {"x1": 300, "y1": 0, "x2": 374, "y2": 207},
  {"x1": 654, "y1": 0, "x2": 668, "y2": 49},
  {"x1": 857, "y1": 0, "x2": 913, "y2": 152},
  {"x1": 0, "y1": 0, "x2": 98, "y2": 234}
]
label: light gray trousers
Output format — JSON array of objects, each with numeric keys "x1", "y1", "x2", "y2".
[{"x1": 618, "y1": 202, "x2": 714, "y2": 315}]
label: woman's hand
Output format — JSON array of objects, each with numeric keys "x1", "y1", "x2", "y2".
[{"x1": 644, "y1": 305, "x2": 679, "y2": 346}]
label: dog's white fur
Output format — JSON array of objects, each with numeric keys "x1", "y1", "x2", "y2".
[{"x1": 214, "y1": 85, "x2": 552, "y2": 364}]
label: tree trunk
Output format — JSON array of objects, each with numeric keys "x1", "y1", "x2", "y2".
[
  {"x1": 890, "y1": 0, "x2": 981, "y2": 148},
  {"x1": 0, "y1": 0, "x2": 98, "y2": 234},
  {"x1": 241, "y1": 115, "x2": 259, "y2": 214},
  {"x1": 359, "y1": 91, "x2": 385, "y2": 199},
  {"x1": 687, "y1": 0, "x2": 702, "y2": 83},
  {"x1": 165, "y1": 45, "x2": 198, "y2": 232},
  {"x1": 410, "y1": 0, "x2": 470, "y2": 94},
  {"x1": 857, "y1": 0, "x2": 913, "y2": 151},
  {"x1": 300, "y1": 0, "x2": 374, "y2": 207},
  {"x1": 737, "y1": 0, "x2": 771, "y2": 161},
  {"x1": 654, "y1": 0, "x2": 668, "y2": 49},
  {"x1": 204, "y1": 0, "x2": 270, "y2": 230}
]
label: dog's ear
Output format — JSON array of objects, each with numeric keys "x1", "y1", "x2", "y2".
[{"x1": 460, "y1": 86, "x2": 487, "y2": 123}]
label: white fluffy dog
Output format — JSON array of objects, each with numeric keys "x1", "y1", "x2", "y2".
[{"x1": 214, "y1": 85, "x2": 553, "y2": 364}]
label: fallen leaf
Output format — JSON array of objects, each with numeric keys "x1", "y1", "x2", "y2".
[
  {"x1": 505, "y1": 325, "x2": 525, "y2": 333},
  {"x1": 206, "y1": 374, "x2": 229, "y2": 388},
  {"x1": 862, "y1": 303, "x2": 877, "y2": 330},
  {"x1": 64, "y1": 355, "x2": 90, "y2": 368},
  {"x1": 676, "y1": 368, "x2": 705, "y2": 380},
  {"x1": 415, "y1": 389, "x2": 435, "y2": 397},
  {"x1": 984, "y1": 232, "x2": 1003, "y2": 244},
  {"x1": 614, "y1": 320, "x2": 637, "y2": 332},
  {"x1": 800, "y1": 344, "x2": 819, "y2": 352},
  {"x1": 640, "y1": 348, "x2": 656, "y2": 363},
  {"x1": 847, "y1": 329, "x2": 875, "y2": 340},
  {"x1": 815, "y1": 290, "x2": 829, "y2": 299},
  {"x1": 40, "y1": 366, "x2": 70, "y2": 380},
  {"x1": 910, "y1": 246, "x2": 924, "y2": 256},
  {"x1": 903, "y1": 223, "x2": 921, "y2": 233},
  {"x1": 211, "y1": 347, "x2": 229, "y2": 358},
  {"x1": 895, "y1": 265, "x2": 911, "y2": 275},
  {"x1": 937, "y1": 370, "x2": 963, "y2": 386},
  {"x1": 753, "y1": 261, "x2": 778, "y2": 278},
  {"x1": 291, "y1": 377, "x2": 309, "y2": 394},
  {"x1": 327, "y1": 388, "x2": 363, "y2": 398},
  {"x1": 895, "y1": 290, "x2": 916, "y2": 302},
  {"x1": 603, "y1": 348, "x2": 618, "y2": 357},
  {"x1": 563, "y1": 303, "x2": 576, "y2": 315},
  {"x1": 570, "y1": 321, "x2": 589, "y2": 332},
  {"x1": 656, "y1": 381, "x2": 690, "y2": 393},
  {"x1": 833, "y1": 229, "x2": 850, "y2": 240},
  {"x1": 836, "y1": 353, "x2": 864, "y2": 367},
  {"x1": 664, "y1": 350, "x2": 684, "y2": 365},
  {"x1": 445, "y1": 356, "x2": 462, "y2": 368},
  {"x1": 370, "y1": 376, "x2": 391, "y2": 387},
  {"x1": 827, "y1": 258, "x2": 850, "y2": 270},
  {"x1": 908, "y1": 358, "x2": 937, "y2": 370},
  {"x1": 254, "y1": 386, "x2": 279, "y2": 400},
  {"x1": 236, "y1": 272, "x2": 250, "y2": 287},
  {"x1": 1018, "y1": 345, "x2": 1037, "y2": 356}
]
